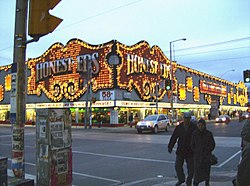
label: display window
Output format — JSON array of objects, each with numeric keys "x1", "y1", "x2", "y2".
[{"x1": 0, "y1": 110, "x2": 9, "y2": 121}]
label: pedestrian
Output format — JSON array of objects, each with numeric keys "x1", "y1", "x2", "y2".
[
  {"x1": 129, "y1": 113, "x2": 133, "y2": 128},
  {"x1": 168, "y1": 112, "x2": 197, "y2": 186},
  {"x1": 191, "y1": 118, "x2": 215, "y2": 186},
  {"x1": 232, "y1": 119, "x2": 250, "y2": 186},
  {"x1": 134, "y1": 113, "x2": 139, "y2": 128},
  {"x1": 97, "y1": 113, "x2": 102, "y2": 128}
]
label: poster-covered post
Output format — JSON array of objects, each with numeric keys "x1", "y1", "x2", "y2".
[{"x1": 36, "y1": 108, "x2": 72, "y2": 186}]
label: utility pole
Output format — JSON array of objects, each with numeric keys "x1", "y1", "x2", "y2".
[
  {"x1": 84, "y1": 61, "x2": 92, "y2": 129},
  {"x1": 10, "y1": 0, "x2": 63, "y2": 179},
  {"x1": 10, "y1": 0, "x2": 28, "y2": 178},
  {"x1": 89, "y1": 63, "x2": 93, "y2": 129},
  {"x1": 169, "y1": 38, "x2": 186, "y2": 125},
  {"x1": 155, "y1": 83, "x2": 158, "y2": 114},
  {"x1": 84, "y1": 62, "x2": 89, "y2": 129}
]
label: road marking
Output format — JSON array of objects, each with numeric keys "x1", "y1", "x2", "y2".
[
  {"x1": 7, "y1": 158, "x2": 120, "y2": 185},
  {"x1": 0, "y1": 135, "x2": 12, "y2": 138},
  {"x1": 73, "y1": 150, "x2": 174, "y2": 163},
  {"x1": 216, "y1": 150, "x2": 241, "y2": 168},
  {"x1": 120, "y1": 177, "x2": 160, "y2": 185},
  {"x1": 117, "y1": 176, "x2": 177, "y2": 186},
  {"x1": 0, "y1": 132, "x2": 35, "y2": 138},
  {"x1": 73, "y1": 171, "x2": 121, "y2": 183}
]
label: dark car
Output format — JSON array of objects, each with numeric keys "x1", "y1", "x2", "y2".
[
  {"x1": 215, "y1": 115, "x2": 231, "y2": 124},
  {"x1": 239, "y1": 112, "x2": 250, "y2": 122}
]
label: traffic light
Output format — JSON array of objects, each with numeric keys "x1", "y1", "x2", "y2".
[
  {"x1": 243, "y1": 70, "x2": 250, "y2": 83},
  {"x1": 28, "y1": 0, "x2": 63, "y2": 38},
  {"x1": 166, "y1": 79, "x2": 172, "y2": 90}
]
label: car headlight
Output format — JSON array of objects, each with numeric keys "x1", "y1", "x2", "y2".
[
  {"x1": 222, "y1": 118, "x2": 226, "y2": 121},
  {"x1": 246, "y1": 115, "x2": 249, "y2": 118},
  {"x1": 216, "y1": 118, "x2": 219, "y2": 121}
]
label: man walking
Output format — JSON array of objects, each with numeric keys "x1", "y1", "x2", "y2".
[
  {"x1": 233, "y1": 119, "x2": 250, "y2": 186},
  {"x1": 168, "y1": 112, "x2": 197, "y2": 186},
  {"x1": 129, "y1": 113, "x2": 133, "y2": 128}
]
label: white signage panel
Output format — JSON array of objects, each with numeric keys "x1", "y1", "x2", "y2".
[{"x1": 100, "y1": 90, "x2": 115, "y2": 101}]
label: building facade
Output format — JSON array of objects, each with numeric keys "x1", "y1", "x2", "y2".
[{"x1": 0, "y1": 39, "x2": 248, "y2": 126}]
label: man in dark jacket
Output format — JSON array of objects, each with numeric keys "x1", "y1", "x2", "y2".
[
  {"x1": 129, "y1": 113, "x2": 133, "y2": 128},
  {"x1": 168, "y1": 112, "x2": 197, "y2": 186},
  {"x1": 191, "y1": 118, "x2": 215, "y2": 186},
  {"x1": 233, "y1": 119, "x2": 250, "y2": 186}
]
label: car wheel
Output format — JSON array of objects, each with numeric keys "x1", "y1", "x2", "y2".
[
  {"x1": 137, "y1": 129, "x2": 142, "y2": 134},
  {"x1": 153, "y1": 126, "x2": 158, "y2": 134}
]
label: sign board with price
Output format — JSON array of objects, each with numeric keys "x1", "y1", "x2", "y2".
[{"x1": 100, "y1": 90, "x2": 115, "y2": 101}]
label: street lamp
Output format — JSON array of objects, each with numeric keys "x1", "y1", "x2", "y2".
[
  {"x1": 219, "y1": 69, "x2": 235, "y2": 114},
  {"x1": 220, "y1": 69, "x2": 235, "y2": 78},
  {"x1": 170, "y1": 38, "x2": 186, "y2": 125}
]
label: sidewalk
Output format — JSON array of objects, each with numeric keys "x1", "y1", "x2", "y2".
[
  {"x1": 7, "y1": 172, "x2": 235, "y2": 186},
  {"x1": 160, "y1": 170, "x2": 236, "y2": 186},
  {"x1": 118, "y1": 170, "x2": 236, "y2": 185}
]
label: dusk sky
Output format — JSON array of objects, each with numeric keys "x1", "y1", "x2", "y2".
[{"x1": 0, "y1": 0, "x2": 249, "y2": 84}]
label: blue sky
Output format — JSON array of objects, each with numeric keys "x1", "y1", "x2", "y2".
[{"x1": 0, "y1": 0, "x2": 250, "y2": 83}]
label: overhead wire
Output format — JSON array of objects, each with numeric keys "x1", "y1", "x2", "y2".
[
  {"x1": 173, "y1": 46, "x2": 250, "y2": 57},
  {"x1": 181, "y1": 56, "x2": 250, "y2": 65},
  {"x1": 170, "y1": 37, "x2": 250, "y2": 52},
  {"x1": 0, "y1": 0, "x2": 249, "y2": 66},
  {"x1": 0, "y1": 0, "x2": 144, "y2": 52},
  {"x1": 167, "y1": 37, "x2": 250, "y2": 65},
  {"x1": 57, "y1": 0, "x2": 144, "y2": 32}
]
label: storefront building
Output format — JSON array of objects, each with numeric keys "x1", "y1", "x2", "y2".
[{"x1": 0, "y1": 39, "x2": 248, "y2": 126}]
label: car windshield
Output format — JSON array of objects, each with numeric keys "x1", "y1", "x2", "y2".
[
  {"x1": 144, "y1": 115, "x2": 157, "y2": 121},
  {"x1": 219, "y1": 115, "x2": 227, "y2": 118}
]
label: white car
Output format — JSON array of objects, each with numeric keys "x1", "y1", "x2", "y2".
[{"x1": 136, "y1": 114, "x2": 170, "y2": 134}]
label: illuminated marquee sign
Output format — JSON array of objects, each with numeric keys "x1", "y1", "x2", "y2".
[
  {"x1": 199, "y1": 80, "x2": 227, "y2": 97},
  {"x1": 186, "y1": 77, "x2": 193, "y2": 92},
  {"x1": 27, "y1": 39, "x2": 175, "y2": 102},
  {"x1": 193, "y1": 86, "x2": 200, "y2": 102},
  {"x1": 115, "y1": 41, "x2": 172, "y2": 101},
  {"x1": 27, "y1": 39, "x2": 114, "y2": 102},
  {"x1": 5, "y1": 74, "x2": 11, "y2": 91},
  {"x1": 236, "y1": 81, "x2": 248, "y2": 106},
  {"x1": 0, "y1": 85, "x2": 3, "y2": 101}
]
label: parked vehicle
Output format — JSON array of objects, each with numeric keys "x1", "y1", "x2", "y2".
[
  {"x1": 239, "y1": 112, "x2": 250, "y2": 122},
  {"x1": 173, "y1": 115, "x2": 197, "y2": 126},
  {"x1": 136, "y1": 114, "x2": 170, "y2": 134},
  {"x1": 215, "y1": 115, "x2": 231, "y2": 124}
]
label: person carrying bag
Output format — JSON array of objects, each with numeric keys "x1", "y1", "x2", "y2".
[{"x1": 191, "y1": 118, "x2": 216, "y2": 186}]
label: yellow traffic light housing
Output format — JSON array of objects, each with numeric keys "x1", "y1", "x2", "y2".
[{"x1": 28, "y1": 0, "x2": 63, "y2": 38}]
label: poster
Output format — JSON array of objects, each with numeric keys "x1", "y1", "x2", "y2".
[
  {"x1": 39, "y1": 119, "x2": 47, "y2": 138},
  {"x1": 57, "y1": 150, "x2": 68, "y2": 174},
  {"x1": 39, "y1": 144, "x2": 48, "y2": 161}
]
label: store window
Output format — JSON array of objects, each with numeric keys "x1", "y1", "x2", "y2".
[
  {"x1": 26, "y1": 109, "x2": 36, "y2": 122},
  {"x1": 0, "y1": 110, "x2": 9, "y2": 121}
]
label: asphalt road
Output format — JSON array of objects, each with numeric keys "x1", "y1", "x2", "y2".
[{"x1": 0, "y1": 119, "x2": 245, "y2": 185}]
